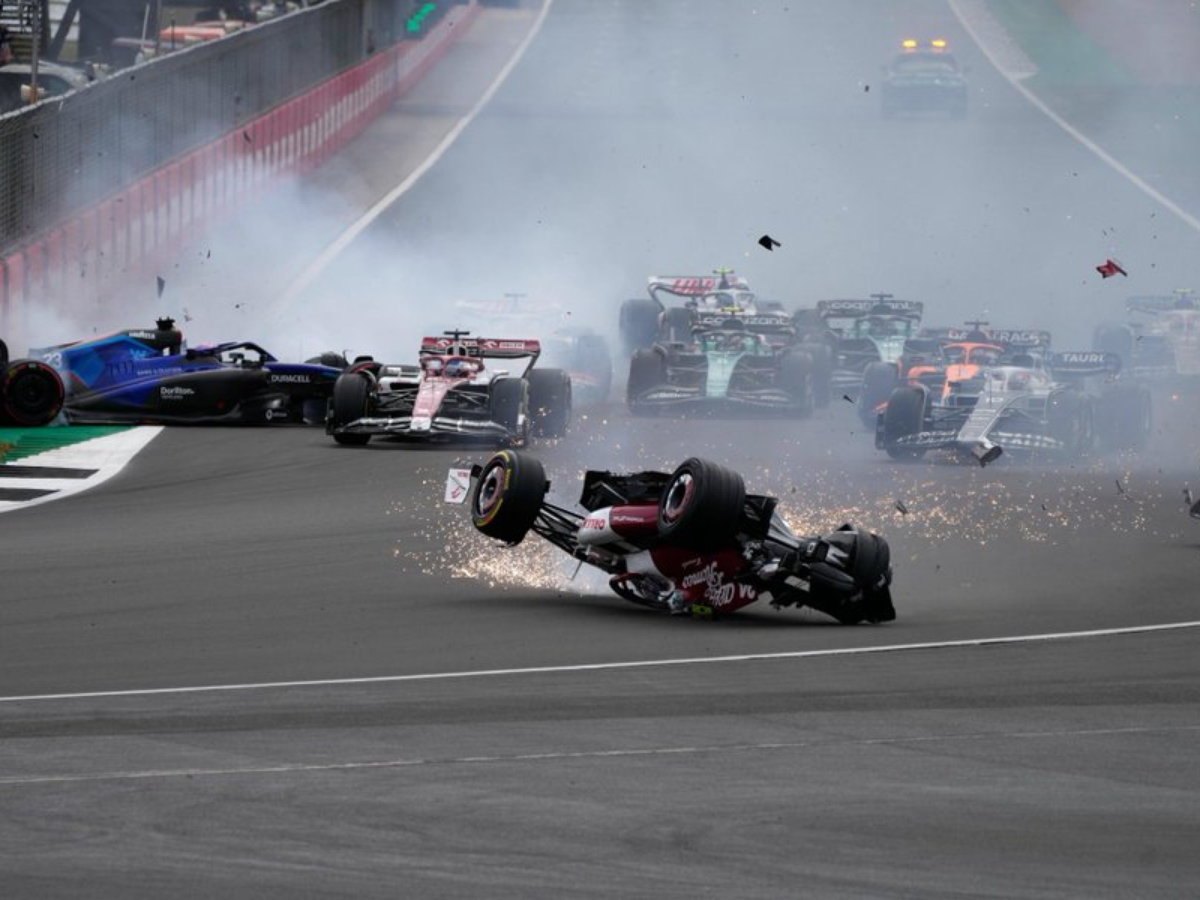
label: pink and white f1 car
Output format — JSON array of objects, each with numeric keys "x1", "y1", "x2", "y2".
[
  {"x1": 450, "y1": 450, "x2": 895, "y2": 622},
  {"x1": 327, "y1": 332, "x2": 571, "y2": 446}
]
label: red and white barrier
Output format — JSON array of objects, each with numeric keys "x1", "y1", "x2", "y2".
[{"x1": 0, "y1": 1, "x2": 480, "y2": 340}]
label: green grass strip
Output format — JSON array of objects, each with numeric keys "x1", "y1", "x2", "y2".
[
  {"x1": 986, "y1": 0, "x2": 1135, "y2": 88},
  {"x1": 0, "y1": 426, "x2": 132, "y2": 463}
]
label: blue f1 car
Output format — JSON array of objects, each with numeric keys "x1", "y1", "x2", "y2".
[{"x1": 31, "y1": 318, "x2": 349, "y2": 425}]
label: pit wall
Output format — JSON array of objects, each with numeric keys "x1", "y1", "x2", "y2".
[{"x1": 0, "y1": 1, "x2": 480, "y2": 341}]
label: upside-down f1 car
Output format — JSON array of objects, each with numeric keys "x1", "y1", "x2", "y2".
[{"x1": 448, "y1": 451, "x2": 895, "y2": 623}]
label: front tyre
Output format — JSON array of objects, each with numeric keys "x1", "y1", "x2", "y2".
[
  {"x1": 471, "y1": 450, "x2": 548, "y2": 545},
  {"x1": 329, "y1": 372, "x2": 372, "y2": 445},
  {"x1": 657, "y1": 457, "x2": 745, "y2": 551},
  {"x1": 527, "y1": 368, "x2": 572, "y2": 438},
  {"x1": 1, "y1": 360, "x2": 65, "y2": 426},
  {"x1": 779, "y1": 347, "x2": 814, "y2": 416},
  {"x1": 881, "y1": 386, "x2": 927, "y2": 460},
  {"x1": 859, "y1": 361, "x2": 898, "y2": 425},
  {"x1": 627, "y1": 348, "x2": 666, "y2": 412}
]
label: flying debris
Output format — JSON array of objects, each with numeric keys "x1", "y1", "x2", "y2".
[
  {"x1": 1115, "y1": 478, "x2": 1128, "y2": 497},
  {"x1": 1096, "y1": 258, "x2": 1127, "y2": 278},
  {"x1": 156, "y1": 276, "x2": 165, "y2": 298},
  {"x1": 894, "y1": 500, "x2": 909, "y2": 516},
  {"x1": 842, "y1": 394, "x2": 855, "y2": 404},
  {"x1": 757, "y1": 235, "x2": 781, "y2": 251}
]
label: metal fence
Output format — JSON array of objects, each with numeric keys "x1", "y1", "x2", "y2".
[{"x1": 0, "y1": 0, "x2": 447, "y2": 251}]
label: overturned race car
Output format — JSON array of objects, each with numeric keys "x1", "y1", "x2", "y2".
[{"x1": 448, "y1": 450, "x2": 895, "y2": 623}]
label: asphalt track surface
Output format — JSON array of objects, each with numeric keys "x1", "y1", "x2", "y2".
[{"x1": 3, "y1": 2, "x2": 1200, "y2": 897}]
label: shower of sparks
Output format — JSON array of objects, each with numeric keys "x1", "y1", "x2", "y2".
[{"x1": 385, "y1": 455, "x2": 1183, "y2": 597}]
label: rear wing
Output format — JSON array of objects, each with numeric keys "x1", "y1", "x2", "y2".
[
  {"x1": 925, "y1": 326, "x2": 1051, "y2": 349},
  {"x1": 691, "y1": 312, "x2": 796, "y2": 338},
  {"x1": 817, "y1": 298, "x2": 924, "y2": 321},
  {"x1": 647, "y1": 273, "x2": 750, "y2": 303},
  {"x1": 1127, "y1": 294, "x2": 1197, "y2": 315},
  {"x1": 1049, "y1": 351, "x2": 1121, "y2": 379},
  {"x1": 419, "y1": 336, "x2": 541, "y2": 362}
]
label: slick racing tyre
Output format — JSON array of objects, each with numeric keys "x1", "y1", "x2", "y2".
[
  {"x1": 859, "y1": 361, "x2": 898, "y2": 425},
  {"x1": 1093, "y1": 323, "x2": 1134, "y2": 370},
  {"x1": 779, "y1": 347, "x2": 814, "y2": 416},
  {"x1": 330, "y1": 372, "x2": 372, "y2": 445},
  {"x1": 1, "y1": 359, "x2": 65, "y2": 426},
  {"x1": 1047, "y1": 390, "x2": 1094, "y2": 458},
  {"x1": 619, "y1": 298, "x2": 662, "y2": 354},
  {"x1": 1097, "y1": 383, "x2": 1152, "y2": 450},
  {"x1": 0, "y1": 338, "x2": 8, "y2": 369},
  {"x1": 799, "y1": 337, "x2": 833, "y2": 408},
  {"x1": 881, "y1": 386, "x2": 927, "y2": 460},
  {"x1": 627, "y1": 348, "x2": 666, "y2": 412},
  {"x1": 527, "y1": 368, "x2": 572, "y2": 438},
  {"x1": 808, "y1": 525, "x2": 895, "y2": 625},
  {"x1": 490, "y1": 377, "x2": 530, "y2": 445},
  {"x1": 471, "y1": 450, "x2": 548, "y2": 545},
  {"x1": 662, "y1": 307, "x2": 693, "y2": 344},
  {"x1": 306, "y1": 351, "x2": 350, "y2": 369},
  {"x1": 657, "y1": 457, "x2": 745, "y2": 551}
]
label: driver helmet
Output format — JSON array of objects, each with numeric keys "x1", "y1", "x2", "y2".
[
  {"x1": 444, "y1": 358, "x2": 473, "y2": 378},
  {"x1": 868, "y1": 317, "x2": 891, "y2": 338}
]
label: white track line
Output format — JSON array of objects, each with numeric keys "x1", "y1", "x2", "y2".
[
  {"x1": 272, "y1": 0, "x2": 557, "y2": 313},
  {"x1": 949, "y1": 0, "x2": 1200, "y2": 236},
  {"x1": 0, "y1": 427, "x2": 163, "y2": 515},
  {"x1": 4, "y1": 723, "x2": 1199, "y2": 787},
  {"x1": 3, "y1": 620, "x2": 1198, "y2": 704}
]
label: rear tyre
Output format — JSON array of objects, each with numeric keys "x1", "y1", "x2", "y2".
[
  {"x1": 329, "y1": 373, "x2": 372, "y2": 445},
  {"x1": 490, "y1": 377, "x2": 529, "y2": 445},
  {"x1": 881, "y1": 386, "x2": 927, "y2": 460},
  {"x1": 619, "y1": 298, "x2": 662, "y2": 354},
  {"x1": 627, "y1": 348, "x2": 666, "y2": 412},
  {"x1": 527, "y1": 368, "x2": 572, "y2": 438},
  {"x1": 779, "y1": 348, "x2": 814, "y2": 417},
  {"x1": 305, "y1": 351, "x2": 350, "y2": 369},
  {"x1": 1, "y1": 360, "x2": 65, "y2": 426},
  {"x1": 662, "y1": 307, "x2": 693, "y2": 344},
  {"x1": 471, "y1": 450, "x2": 548, "y2": 545},
  {"x1": 657, "y1": 457, "x2": 746, "y2": 551},
  {"x1": 859, "y1": 361, "x2": 898, "y2": 425}
]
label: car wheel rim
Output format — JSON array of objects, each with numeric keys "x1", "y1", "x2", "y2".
[
  {"x1": 661, "y1": 473, "x2": 694, "y2": 524},
  {"x1": 477, "y1": 464, "x2": 506, "y2": 517}
]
